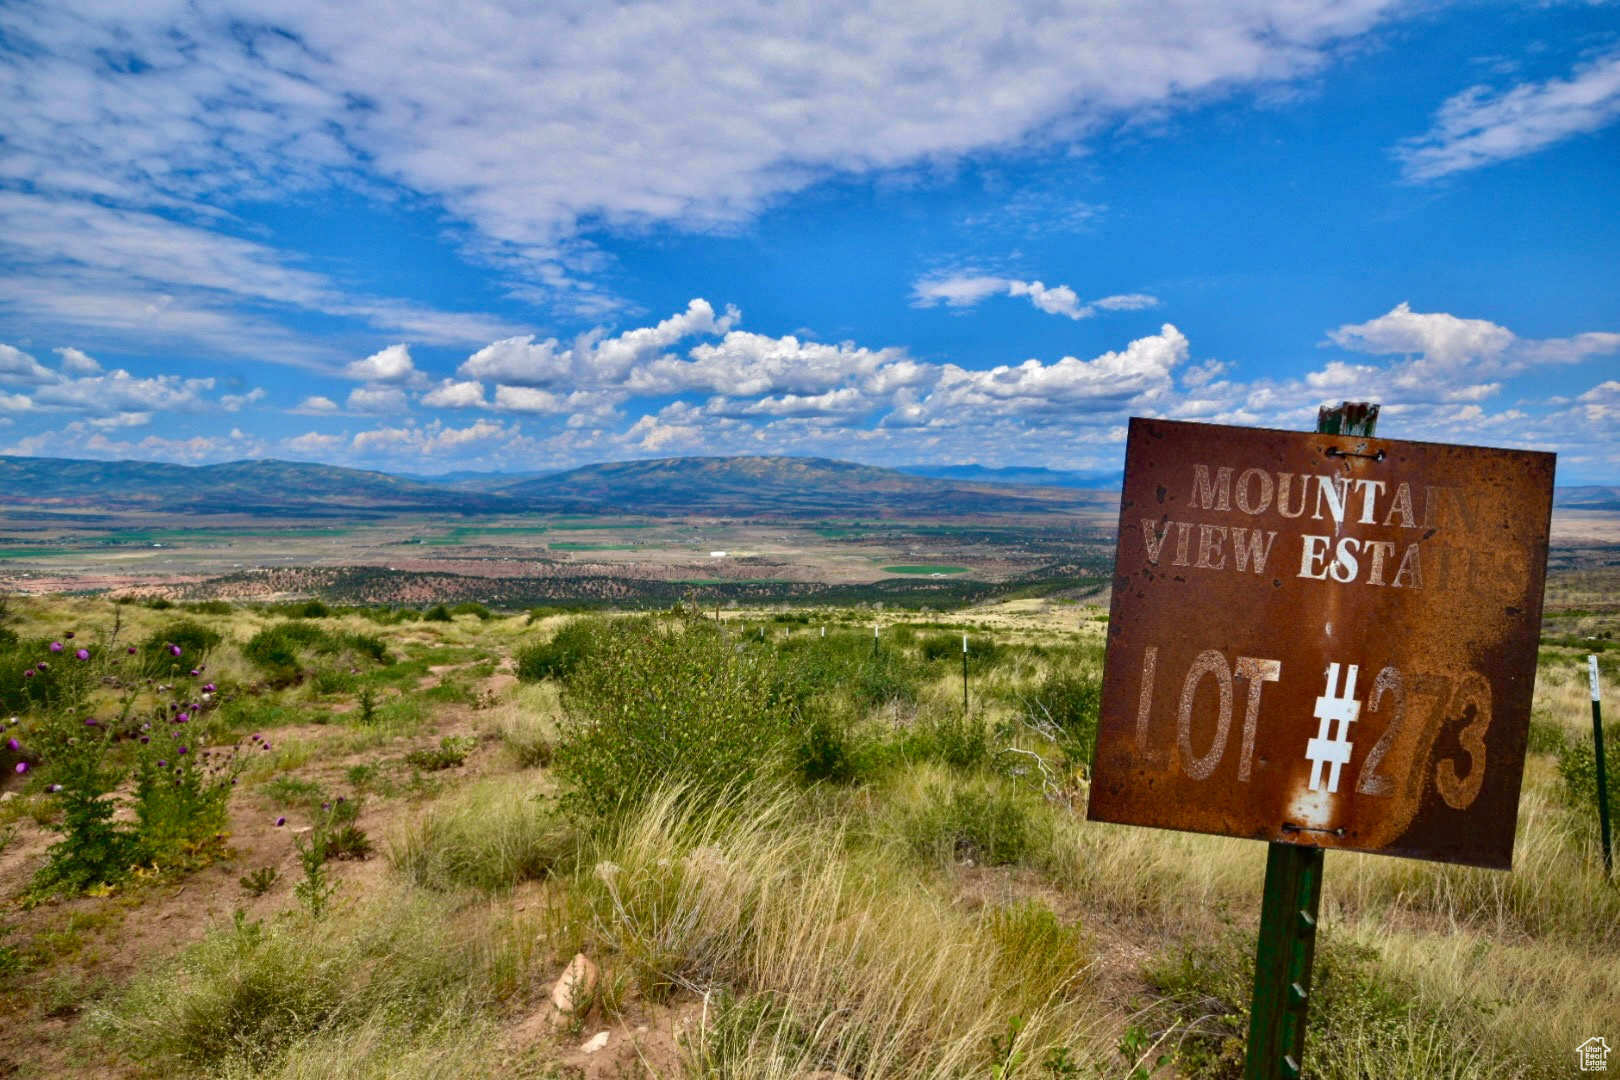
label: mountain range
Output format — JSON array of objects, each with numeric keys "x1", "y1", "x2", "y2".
[
  {"x1": 3, "y1": 453, "x2": 1608, "y2": 521},
  {"x1": 0, "y1": 454, "x2": 1106, "y2": 519}
]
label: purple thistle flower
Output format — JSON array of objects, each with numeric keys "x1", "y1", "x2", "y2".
[
  {"x1": 75, "y1": 649, "x2": 89, "y2": 661},
  {"x1": 47, "y1": 783, "x2": 62, "y2": 793},
  {"x1": 140, "y1": 736, "x2": 150, "y2": 744},
  {"x1": 169, "y1": 644, "x2": 182, "y2": 657},
  {"x1": 65, "y1": 631, "x2": 74, "y2": 639},
  {"x1": 127, "y1": 646, "x2": 137, "y2": 654},
  {"x1": 275, "y1": 816, "x2": 286, "y2": 827},
  {"x1": 262, "y1": 742, "x2": 271, "y2": 750},
  {"x1": 177, "y1": 746, "x2": 188, "y2": 755},
  {"x1": 157, "y1": 759, "x2": 167, "y2": 768},
  {"x1": 336, "y1": 795, "x2": 346, "y2": 803},
  {"x1": 84, "y1": 718, "x2": 98, "y2": 727},
  {"x1": 49, "y1": 641, "x2": 63, "y2": 653},
  {"x1": 321, "y1": 802, "x2": 330, "y2": 811},
  {"x1": 35, "y1": 662, "x2": 47, "y2": 671},
  {"x1": 14, "y1": 762, "x2": 26, "y2": 774},
  {"x1": 5, "y1": 738, "x2": 16, "y2": 751},
  {"x1": 23, "y1": 670, "x2": 34, "y2": 679},
  {"x1": 189, "y1": 669, "x2": 200, "y2": 677},
  {"x1": 202, "y1": 683, "x2": 216, "y2": 693},
  {"x1": 176, "y1": 713, "x2": 189, "y2": 723}
]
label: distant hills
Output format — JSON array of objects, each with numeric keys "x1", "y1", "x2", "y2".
[
  {"x1": 1554, "y1": 486, "x2": 1620, "y2": 513},
  {"x1": 0, "y1": 453, "x2": 1108, "y2": 519},
  {"x1": 897, "y1": 463, "x2": 1123, "y2": 489},
  {"x1": 2, "y1": 452, "x2": 1609, "y2": 521},
  {"x1": 503, "y1": 455, "x2": 1103, "y2": 517},
  {"x1": 0, "y1": 456, "x2": 523, "y2": 516}
]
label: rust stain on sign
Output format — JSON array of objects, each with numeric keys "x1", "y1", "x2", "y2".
[{"x1": 1090, "y1": 418, "x2": 1555, "y2": 869}]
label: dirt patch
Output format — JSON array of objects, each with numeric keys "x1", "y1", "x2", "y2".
[{"x1": 509, "y1": 995, "x2": 703, "y2": 1080}]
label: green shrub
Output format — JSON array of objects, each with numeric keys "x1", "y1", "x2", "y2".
[
  {"x1": 423, "y1": 604, "x2": 454, "y2": 623},
  {"x1": 1526, "y1": 713, "x2": 1567, "y2": 755},
  {"x1": 902, "y1": 783, "x2": 1040, "y2": 867},
  {"x1": 449, "y1": 602, "x2": 493, "y2": 620},
  {"x1": 243, "y1": 624, "x2": 388, "y2": 684},
  {"x1": 1024, "y1": 669, "x2": 1101, "y2": 765},
  {"x1": 525, "y1": 604, "x2": 592, "y2": 624},
  {"x1": 337, "y1": 631, "x2": 389, "y2": 664},
  {"x1": 903, "y1": 712, "x2": 990, "y2": 770},
  {"x1": 515, "y1": 617, "x2": 602, "y2": 682},
  {"x1": 310, "y1": 667, "x2": 357, "y2": 695},
  {"x1": 390, "y1": 777, "x2": 572, "y2": 892},
  {"x1": 355, "y1": 606, "x2": 419, "y2": 625},
  {"x1": 794, "y1": 711, "x2": 873, "y2": 785},
  {"x1": 1558, "y1": 738, "x2": 1620, "y2": 827},
  {"x1": 919, "y1": 631, "x2": 1004, "y2": 670},
  {"x1": 405, "y1": 736, "x2": 476, "y2": 771},
  {"x1": 139, "y1": 619, "x2": 223, "y2": 676},
  {"x1": 774, "y1": 629, "x2": 920, "y2": 711},
  {"x1": 554, "y1": 614, "x2": 793, "y2": 821},
  {"x1": 242, "y1": 622, "x2": 329, "y2": 682},
  {"x1": 1143, "y1": 930, "x2": 1501, "y2": 1079}
]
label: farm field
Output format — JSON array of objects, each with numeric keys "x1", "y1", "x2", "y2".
[
  {"x1": 0, "y1": 584, "x2": 1615, "y2": 1079},
  {"x1": 0, "y1": 508, "x2": 1120, "y2": 610}
]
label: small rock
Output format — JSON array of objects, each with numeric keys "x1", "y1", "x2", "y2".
[
  {"x1": 550, "y1": 953, "x2": 599, "y2": 1017},
  {"x1": 580, "y1": 1030, "x2": 610, "y2": 1054},
  {"x1": 0, "y1": 792, "x2": 15, "y2": 802}
]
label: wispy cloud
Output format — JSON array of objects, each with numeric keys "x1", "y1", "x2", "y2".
[
  {"x1": 1, "y1": 1, "x2": 1398, "y2": 315},
  {"x1": 912, "y1": 274, "x2": 1159, "y2": 321},
  {"x1": 0, "y1": 192, "x2": 527, "y2": 365},
  {"x1": 1398, "y1": 51, "x2": 1620, "y2": 181}
]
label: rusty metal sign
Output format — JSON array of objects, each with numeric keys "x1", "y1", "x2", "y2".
[{"x1": 1090, "y1": 418, "x2": 1555, "y2": 869}]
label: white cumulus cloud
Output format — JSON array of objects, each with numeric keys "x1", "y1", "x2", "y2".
[
  {"x1": 345, "y1": 343, "x2": 426, "y2": 387},
  {"x1": 346, "y1": 385, "x2": 410, "y2": 414},
  {"x1": 54, "y1": 346, "x2": 102, "y2": 375},
  {"x1": 459, "y1": 300, "x2": 736, "y2": 387},
  {"x1": 0, "y1": 344, "x2": 59, "y2": 385}
]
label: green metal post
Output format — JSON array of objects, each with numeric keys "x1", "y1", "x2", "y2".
[
  {"x1": 1245, "y1": 844, "x2": 1324, "y2": 1079},
  {"x1": 1243, "y1": 401, "x2": 1377, "y2": 1079},
  {"x1": 962, "y1": 632, "x2": 969, "y2": 713},
  {"x1": 1592, "y1": 655, "x2": 1613, "y2": 880}
]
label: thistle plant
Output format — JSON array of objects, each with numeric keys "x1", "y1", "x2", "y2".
[
  {"x1": 7, "y1": 624, "x2": 260, "y2": 897},
  {"x1": 293, "y1": 827, "x2": 337, "y2": 918}
]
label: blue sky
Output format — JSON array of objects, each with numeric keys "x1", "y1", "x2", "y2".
[{"x1": 1, "y1": 1, "x2": 1617, "y2": 481}]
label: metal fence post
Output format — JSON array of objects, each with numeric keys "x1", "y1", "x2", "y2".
[{"x1": 1592, "y1": 654, "x2": 1613, "y2": 880}]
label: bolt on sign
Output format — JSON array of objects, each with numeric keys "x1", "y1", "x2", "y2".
[{"x1": 1090, "y1": 418, "x2": 1555, "y2": 869}]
